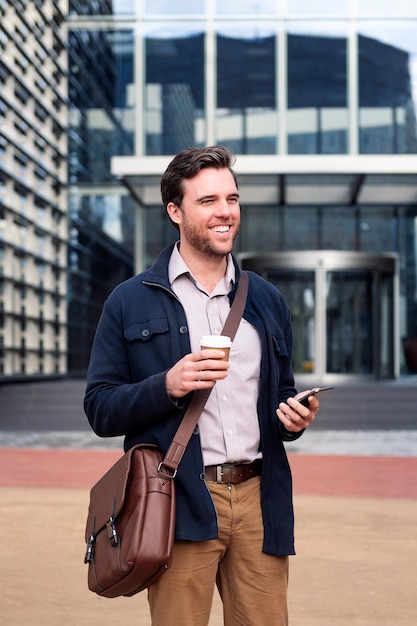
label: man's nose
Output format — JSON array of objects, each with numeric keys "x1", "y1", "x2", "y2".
[{"x1": 215, "y1": 199, "x2": 232, "y2": 216}]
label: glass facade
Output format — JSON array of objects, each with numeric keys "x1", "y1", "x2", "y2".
[
  {"x1": 358, "y1": 23, "x2": 417, "y2": 154},
  {"x1": 2, "y1": 1, "x2": 417, "y2": 379},
  {"x1": 145, "y1": 24, "x2": 205, "y2": 155},
  {"x1": 287, "y1": 23, "x2": 348, "y2": 154},
  {"x1": 87, "y1": 0, "x2": 417, "y2": 377},
  {"x1": 216, "y1": 24, "x2": 277, "y2": 154},
  {"x1": 67, "y1": 22, "x2": 136, "y2": 372},
  {"x1": 134, "y1": 3, "x2": 417, "y2": 156}
]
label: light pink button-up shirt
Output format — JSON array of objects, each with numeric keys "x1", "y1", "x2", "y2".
[{"x1": 169, "y1": 243, "x2": 262, "y2": 466}]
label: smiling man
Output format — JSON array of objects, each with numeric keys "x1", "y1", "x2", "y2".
[{"x1": 84, "y1": 146, "x2": 319, "y2": 626}]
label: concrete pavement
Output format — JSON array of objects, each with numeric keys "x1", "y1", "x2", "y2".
[{"x1": 1, "y1": 377, "x2": 417, "y2": 625}]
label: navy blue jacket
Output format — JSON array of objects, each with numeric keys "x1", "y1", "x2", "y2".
[{"x1": 84, "y1": 243, "x2": 303, "y2": 555}]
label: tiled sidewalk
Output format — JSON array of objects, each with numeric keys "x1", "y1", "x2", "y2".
[{"x1": 1, "y1": 446, "x2": 417, "y2": 498}]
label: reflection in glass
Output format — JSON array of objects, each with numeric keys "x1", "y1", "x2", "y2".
[
  {"x1": 144, "y1": 205, "x2": 178, "y2": 269},
  {"x1": 359, "y1": 207, "x2": 396, "y2": 252},
  {"x1": 144, "y1": 0, "x2": 205, "y2": 15},
  {"x1": 215, "y1": 0, "x2": 278, "y2": 14},
  {"x1": 67, "y1": 189, "x2": 135, "y2": 373},
  {"x1": 66, "y1": 23, "x2": 136, "y2": 373},
  {"x1": 380, "y1": 272, "x2": 394, "y2": 378},
  {"x1": 358, "y1": 23, "x2": 417, "y2": 153},
  {"x1": 70, "y1": 190, "x2": 135, "y2": 251},
  {"x1": 239, "y1": 205, "x2": 282, "y2": 252},
  {"x1": 287, "y1": 0, "x2": 349, "y2": 16},
  {"x1": 145, "y1": 24, "x2": 205, "y2": 155},
  {"x1": 216, "y1": 24, "x2": 277, "y2": 154},
  {"x1": 357, "y1": 1, "x2": 417, "y2": 17},
  {"x1": 321, "y1": 207, "x2": 356, "y2": 250},
  {"x1": 68, "y1": 0, "x2": 135, "y2": 15},
  {"x1": 68, "y1": 29, "x2": 135, "y2": 182},
  {"x1": 287, "y1": 23, "x2": 348, "y2": 154},
  {"x1": 112, "y1": 0, "x2": 135, "y2": 14},
  {"x1": 267, "y1": 270, "x2": 316, "y2": 374},
  {"x1": 404, "y1": 209, "x2": 417, "y2": 339},
  {"x1": 326, "y1": 271, "x2": 373, "y2": 374},
  {"x1": 282, "y1": 207, "x2": 319, "y2": 249}
]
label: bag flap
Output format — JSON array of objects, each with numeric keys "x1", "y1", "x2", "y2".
[{"x1": 85, "y1": 444, "x2": 153, "y2": 542}]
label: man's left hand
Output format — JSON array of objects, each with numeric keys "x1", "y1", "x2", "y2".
[{"x1": 276, "y1": 391, "x2": 319, "y2": 433}]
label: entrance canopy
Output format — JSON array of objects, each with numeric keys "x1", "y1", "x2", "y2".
[{"x1": 112, "y1": 154, "x2": 417, "y2": 207}]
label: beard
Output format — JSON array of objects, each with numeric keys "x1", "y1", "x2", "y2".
[{"x1": 180, "y1": 215, "x2": 240, "y2": 258}]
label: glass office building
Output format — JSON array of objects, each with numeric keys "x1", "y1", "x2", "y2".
[
  {"x1": 67, "y1": 0, "x2": 417, "y2": 381},
  {"x1": 2, "y1": 1, "x2": 417, "y2": 381},
  {"x1": 70, "y1": 0, "x2": 417, "y2": 381}
]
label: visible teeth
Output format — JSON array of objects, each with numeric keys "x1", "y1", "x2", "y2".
[{"x1": 212, "y1": 226, "x2": 229, "y2": 232}]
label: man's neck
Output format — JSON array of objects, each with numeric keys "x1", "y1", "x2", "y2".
[{"x1": 177, "y1": 244, "x2": 228, "y2": 294}]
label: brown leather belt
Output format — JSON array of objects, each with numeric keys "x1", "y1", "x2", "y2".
[{"x1": 204, "y1": 459, "x2": 262, "y2": 484}]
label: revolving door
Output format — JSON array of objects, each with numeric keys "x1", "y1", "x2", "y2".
[{"x1": 239, "y1": 251, "x2": 398, "y2": 380}]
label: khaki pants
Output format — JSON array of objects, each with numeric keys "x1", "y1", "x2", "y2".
[{"x1": 148, "y1": 476, "x2": 289, "y2": 626}]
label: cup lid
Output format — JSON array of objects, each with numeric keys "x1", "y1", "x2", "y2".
[{"x1": 200, "y1": 335, "x2": 232, "y2": 348}]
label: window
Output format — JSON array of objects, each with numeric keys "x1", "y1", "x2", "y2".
[
  {"x1": 14, "y1": 82, "x2": 29, "y2": 104},
  {"x1": 216, "y1": 24, "x2": 277, "y2": 154},
  {"x1": 358, "y1": 22, "x2": 417, "y2": 154},
  {"x1": 145, "y1": 24, "x2": 205, "y2": 154},
  {"x1": 287, "y1": 22, "x2": 348, "y2": 154}
]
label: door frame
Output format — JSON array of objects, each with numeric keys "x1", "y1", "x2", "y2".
[{"x1": 239, "y1": 250, "x2": 399, "y2": 381}]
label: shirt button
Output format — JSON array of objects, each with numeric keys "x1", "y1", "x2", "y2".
[
  {"x1": 227, "y1": 429, "x2": 234, "y2": 435},
  {"x1": 222, "y1": 395, "x2": 228, "y2": 401}
]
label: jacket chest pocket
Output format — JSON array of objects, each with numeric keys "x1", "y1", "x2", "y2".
[
  {"x1": 125, "y1": 318, "x2": 169, "y2": 343},
  {"x1": 124, "y1": 318, "x2": 170, "y2": 376}
]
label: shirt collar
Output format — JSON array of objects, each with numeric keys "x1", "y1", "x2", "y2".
[{"x1": 168, "y1": 241, "x2": 235, "y2": 291}]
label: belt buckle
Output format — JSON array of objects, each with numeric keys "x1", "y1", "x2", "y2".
[{"x1": 216, "y1": 465, "x2": 223, "y2": 483}]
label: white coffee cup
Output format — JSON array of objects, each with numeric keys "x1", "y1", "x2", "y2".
[{"x1": 199, "y1": 335, "x2": 232, "y2": 361}]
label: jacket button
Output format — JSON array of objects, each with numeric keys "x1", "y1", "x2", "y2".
[
  {"x1": 142, "y1": 329, "x2": 150, "y2": 337},
  {"x1": 179, "y1": 326, "x2": 188, "y2": 334}
]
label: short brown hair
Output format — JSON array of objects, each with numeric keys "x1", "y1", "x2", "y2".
[{"x1": 160, "y1": 145, "x2": 238, "y2": 212}]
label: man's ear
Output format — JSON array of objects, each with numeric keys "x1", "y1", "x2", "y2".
[{"x1": 166, "y1": 202, "x2": 182, "y2": 227}]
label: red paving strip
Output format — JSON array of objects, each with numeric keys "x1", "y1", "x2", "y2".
[
  {"x1": 0, "y1": 448, "x2": 123, "y2": 489},
  {"x1": 289, "y1": 454, "x2": 417, "y2": 499},
  {"x1": 0, "y1": 448, "x2": 417, "y2": 498}
]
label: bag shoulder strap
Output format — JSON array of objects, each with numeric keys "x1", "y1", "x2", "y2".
[{"x1": 160, "y1": 270, "x2": 249, "y2": 476}]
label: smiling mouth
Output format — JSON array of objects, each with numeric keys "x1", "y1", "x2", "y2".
[{"x1": 210, "y1": 225, "x2": 231, "y2": 233}]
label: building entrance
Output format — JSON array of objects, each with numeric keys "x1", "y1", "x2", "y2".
[{"x1": 239, "y1": 251, "x2": 398, "y2": 380}]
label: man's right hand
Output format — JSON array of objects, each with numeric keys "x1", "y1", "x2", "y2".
[{"x1": 165, "y1": 350, "x2": 230, "y2": 399}]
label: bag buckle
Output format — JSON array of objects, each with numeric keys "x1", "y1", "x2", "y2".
[
  {"x1": 106, "y1": 515, "x2": 119, "y2": 547},
  {"x1": 84, "y1": 532, "x2": 95, "y2": 564},
  {"x1": 157, "y1": 461, "x2": 177, "y2": 480}
]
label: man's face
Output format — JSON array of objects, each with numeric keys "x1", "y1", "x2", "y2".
[{"x1": 168, "y1": 167, "x2": 240, "y2": 259}]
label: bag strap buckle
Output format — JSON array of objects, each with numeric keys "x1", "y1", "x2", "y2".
[
  {"x1": 157, "y1": 461, "x2": 177, "y2": 481},
  {"x1": 106, "y1": 515, "x2": 119, "y2": 547},
  {"x1": 84, "y1": 532, "x2": 95, "y2": 564}
]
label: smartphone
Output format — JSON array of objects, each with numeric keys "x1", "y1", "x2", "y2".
[{"x1": 297, "y1": 386, "x2": 335, "y2": 407}]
